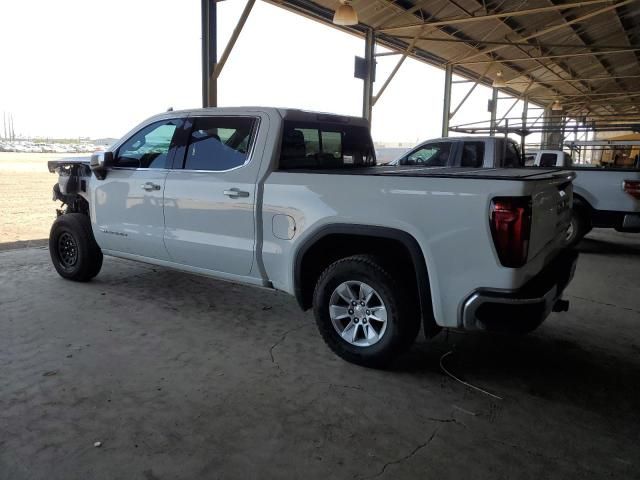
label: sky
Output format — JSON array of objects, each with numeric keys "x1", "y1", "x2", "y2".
[{"x1": 0, "y1": 0, "x2": 529, "y2": 144}]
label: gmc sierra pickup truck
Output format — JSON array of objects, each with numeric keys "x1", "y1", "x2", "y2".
[
  {"x1": 48, "y1": 108, "x2": 577, "y2": 368},
  {"x1": 526, "y1": 149, "x2": 640, "y2": 244}
]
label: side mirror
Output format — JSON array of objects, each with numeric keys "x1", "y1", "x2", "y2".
[{"x1": 90, "y1": 151, "x2": 114, "y2": 180}]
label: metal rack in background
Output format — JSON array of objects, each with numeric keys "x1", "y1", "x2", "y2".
[{"x1": 449, "y1": 114, "x2": 640, "y2": 165}]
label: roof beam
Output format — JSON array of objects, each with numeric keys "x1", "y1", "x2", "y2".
[
  {"x1": 456, "y1": 48, "x2": 640, "y2": 65},
  {"x1": 506, "y1": 74, "x2": 640, "y2": 84},
  {"x1": 371, "y1": 0, "x2": 565, "y2": 98},
  {"x1": 392, "y1": 34, "x2": 636, "y2": 50},
  {"x1": 531, "y1": 91, "x2": 640, "y2": 97},
  {"x1": 456, "y1": 0, "x2": 638, "y2": 63},
  {"x1": 379, "y1": 0, "x2": 614, "y2": 32}
]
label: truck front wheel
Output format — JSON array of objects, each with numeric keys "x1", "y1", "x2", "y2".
[
  {"x1": 49, "y1": 213, "x2": 103, "y2": 282},
  {"x1": 313, "y1": 255, "x2": 420, "y2": 368}
]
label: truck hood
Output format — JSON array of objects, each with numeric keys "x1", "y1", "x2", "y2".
[{"x1": 47, "y1": 156, "x2": 91, "y2": 173}]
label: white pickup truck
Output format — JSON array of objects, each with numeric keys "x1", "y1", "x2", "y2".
[
  {"x1": 48, "y1": 108, "x2": 577, "y2": 368},
  {"x1": 527, "y1": 150, "x2": 640, "y2": 244}
]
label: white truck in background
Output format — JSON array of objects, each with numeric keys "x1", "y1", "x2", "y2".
[
  {"x1": 48, "y1": 108, "x2": 577, "y2": 368},
  {"x1": 527, "y1": 150, "x2": 640, "y2": 245},
  {"x1": 393, "y1": 137, "x2": 640, "y2": 245}
]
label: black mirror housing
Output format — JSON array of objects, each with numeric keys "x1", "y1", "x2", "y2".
[{"x1": 90, "y1": 151, "x2": 114, "y2": 180}]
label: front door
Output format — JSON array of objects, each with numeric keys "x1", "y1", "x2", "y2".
[
  {"x1": 92, "y1": 118, "x2": 183, "y2": 260},
  {"x1": 163, "y1": 115, "x2": 262, "y2": 276}
]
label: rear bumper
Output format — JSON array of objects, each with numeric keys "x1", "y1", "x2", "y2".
[
  {"x1": 621, "y1": 213, "x2": 640, "y2": 232},
  {"x1": 460, "y1": 249, "x2": 579, "y2": 331}
]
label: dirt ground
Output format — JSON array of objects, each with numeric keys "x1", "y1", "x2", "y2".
[
  {"x1": 1, "y1": 229, "x2": 639, "y2": 480},
  {"x1": 0, "y1": 153, "x2": 86, "y2": 245}
]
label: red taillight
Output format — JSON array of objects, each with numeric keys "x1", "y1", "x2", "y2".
[
  {"x1": 490, "y1": 197, "x2": 532, "y2": 268},
  {"x1": 623, "y1": 180, "x2": 640, "y2": 199}
]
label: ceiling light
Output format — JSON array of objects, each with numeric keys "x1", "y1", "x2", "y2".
[
  {"x1": 492, "y1": 70, "x2": 506, "y2": 88},
  {"x1": 333, "y1": 1, "x2": 358, "y2": 26},
  {"x1": 551, "y1": 99, "x2": 563, "y2": 111}
]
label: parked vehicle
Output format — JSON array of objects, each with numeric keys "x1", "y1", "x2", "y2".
[
  {"x1": 48, "y1": 108, "x2": 577, "y2": 367},
  {"x1": 527, "y1": 150, "x2": 640, "y2": 245},
  {"x1": 390, "y1": 136, "x2": 524, "y2": 168}
]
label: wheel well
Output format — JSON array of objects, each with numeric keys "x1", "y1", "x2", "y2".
[
  {"x1": 53, "y1": 184, "x2": 90, "y2": 216},
  {"x1": 294, "y1": 228, "x2": 439, "y2": 337},
  {"x1": 572, "y1": 193, "x2": 592, "y2": 224}
]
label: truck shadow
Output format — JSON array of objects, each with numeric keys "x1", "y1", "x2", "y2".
[
  {"x1": 394, "y1": 329, "x2": 640, "y2": 423},
  {"x1": 578, "y1": 237, "x2": 640, "y2": 255}
]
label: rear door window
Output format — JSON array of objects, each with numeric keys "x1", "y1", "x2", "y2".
[
  {"x1": 182, "y1": 116, "x2": 257, "y2": 171},
  {"x1": 461, "y1": 141, "x2": 485, "y2": 168},
  {"x1": 502, "y1": 142, "x2": 522, "y2": 168}
]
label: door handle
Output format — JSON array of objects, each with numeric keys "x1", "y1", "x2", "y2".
[
  {"x1": 223, "y1": 188, "x2": 250, "y2": 198},
  {"x1": 141, "y1": 182, "x2": 161, "y2": 191}
]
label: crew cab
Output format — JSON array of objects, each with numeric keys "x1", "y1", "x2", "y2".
[
  {"x1": 391, "y1": 136, "x2": 524, "y2": 168},
  {"x1": 48, "y1": 108, "x2": 577, "y2": 368},
  {"x1": 526, "y1": 149, "x2": 640, "y2": 244}
]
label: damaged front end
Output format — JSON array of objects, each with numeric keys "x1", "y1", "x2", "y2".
[{"x1": 48, "y1": 158, "x2": 91, "y2": 216}]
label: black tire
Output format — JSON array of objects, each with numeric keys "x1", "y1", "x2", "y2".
[
  {"x1": 312, "y1": 255, "x2": 420, "y2": 368},
  {"x1": 49, "y1": 213, "x2": 103, "y2": 281},
  {"x1": 565, "y1": 208, "x2": 590, "y2": 247}
]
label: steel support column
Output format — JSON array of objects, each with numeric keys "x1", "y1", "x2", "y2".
[
  {"x1": 442, "y1": 64, "x2": 453, "y2": 137},
  {"x1": 489, "y1": 87, "x2": 498, "y2": 136},
  {"x1": 521, "y1": 98, "x2": 528, "y2": 154},
  {"x1": 363, "y1": 28, "x2": 375, "y2": 123},
  {"x1": 201, "y1": 0, "x2": 217, "y2": 108}
]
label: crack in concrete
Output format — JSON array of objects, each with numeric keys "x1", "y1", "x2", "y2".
[
  {"x1": 426, "y1": 417, "x2": 466, "y2": 428},
  {"x1": 567, "y1": 294, "x2": 640, "y2": 315},
  {"x1": 359, "y1": 428, "x2": 439, "y2": 479},
  {"x1": 269, "y1": 324, "x2": 308, "y2": 366}
]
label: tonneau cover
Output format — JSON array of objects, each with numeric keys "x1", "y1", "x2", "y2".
[{"x1": 286, "y1": 165, "x2": 576, "y2": 182}]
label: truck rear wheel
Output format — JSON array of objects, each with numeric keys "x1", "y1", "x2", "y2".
[
  {"x1": 312, "y1": 255, "x2": 420, "y2": 368},
  {"x1": 565, "y1": 208, "x2": 591, "y2": 247},
  {"x1": 49, "y1": 213, "x2": 103, "y2": 282}
]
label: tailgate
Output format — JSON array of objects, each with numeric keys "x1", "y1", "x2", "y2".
[{"x1": 528, "y1": 171, "x2": 574, "y2": 259}]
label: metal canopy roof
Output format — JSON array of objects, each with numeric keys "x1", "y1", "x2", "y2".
[{"x1": 266, "y1": 0, "x2": 640, "y2": 122}]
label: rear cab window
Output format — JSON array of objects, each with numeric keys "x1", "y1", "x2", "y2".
[
  {"x1": 539, "y1": 153, "x2": 558, "y2": 167},
  {"x1": 279, "y1": 120, "x2": 375, "y2": 170}
]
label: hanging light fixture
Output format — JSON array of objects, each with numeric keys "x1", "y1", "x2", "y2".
[
  {"x1": 551, "y1": 99, "x2": 563, "y2": 111},
  {"x1": 492, "y1": 70, "x2": 506, "y2": 88},
  {"x1": 333, "y1": 1, "x2": 358, "y2": 26}
]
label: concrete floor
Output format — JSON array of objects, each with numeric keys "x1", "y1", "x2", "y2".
[{"x1": 1, "y1": 230, "x2": 639, "y2": 480}]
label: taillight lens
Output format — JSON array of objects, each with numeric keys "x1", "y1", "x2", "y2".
[
  {"x1": 490, "y1": 197, "x2": 532, "y2": 268},
  {"x1": 623, "y1": 180, "x2": 640, "y2": 199}
]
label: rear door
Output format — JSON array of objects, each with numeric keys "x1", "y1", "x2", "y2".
[{"x1": 163, "y1": 114, "x2": 263, "y2": 276}]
